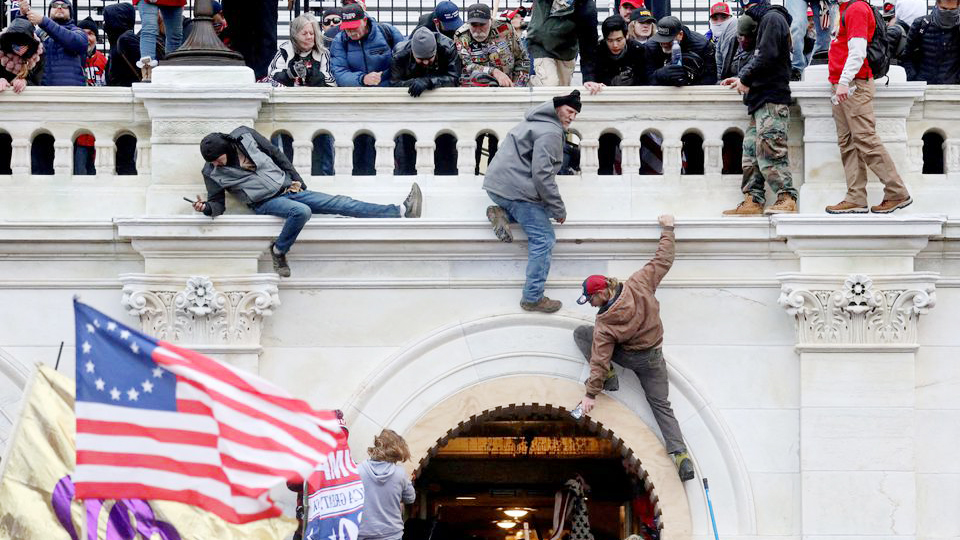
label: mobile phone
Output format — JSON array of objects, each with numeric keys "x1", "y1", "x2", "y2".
[{"x1": 183, "y1": 197, "x2": 195, "y2": 203}]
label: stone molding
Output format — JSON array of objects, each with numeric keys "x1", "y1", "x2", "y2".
[
  {"x1": 778, "y1": 273, "x2": 937, "y2": 350},
  {"x1": 120, "y1": 274, "x2": 280, "y2": 350}
]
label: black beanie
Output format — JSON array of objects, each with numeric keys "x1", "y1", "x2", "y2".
[
  {"x1": 553, "y1": 90, "x2": 582, "y2": 113},
  {"x1": 78, "y1": 17, "x2": 98, "y2": 38},
  {"x1": 200, "y1": 133, "x2": 234, "y2": 162}
]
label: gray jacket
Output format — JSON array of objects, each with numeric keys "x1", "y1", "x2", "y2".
[
  {"x1": 483, "y1": 101, "x2": 567, "y2": 221},
  {"x1": 357, "y1": 460, "x2": 415, "y2": 540},
  {"x1": 200, "y1": 126, "x2": 302, "y2": 217},
  {"x1": 716, "y1": 18, "x2": 739, "y2": 80}
]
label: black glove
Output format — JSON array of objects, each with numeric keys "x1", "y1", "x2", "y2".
[
  {"x1": 655, "y1": 64, "x2": 688, "y2": 86},
  {"x1": 408, "y1": 79, "x2": 429, "y2": 97}
]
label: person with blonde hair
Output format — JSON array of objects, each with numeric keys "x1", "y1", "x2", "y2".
[
  {"x1": 268, "y1": 13, "x2": 336, "y2": 87},
  {"x1": 358, "y1": 429, "x2": 416, "y2": 540},
  {"x1": 572, "y1": 214, "x2": 695, "y2": 482}
]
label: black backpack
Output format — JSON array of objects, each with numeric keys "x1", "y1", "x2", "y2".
[{"x1": 841, "y1": 0, "x2": 890, "y2": 79}]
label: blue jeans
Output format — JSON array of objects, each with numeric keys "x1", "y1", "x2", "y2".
[
  {"x1": 312, "y1": 134, "x2": 334, "y2": 176},
  {"x1": 487, "y1": 191, "x2": 556, "y2": 303},
  {"x1": 254, "y1": 190, "x2": 401, "y2": 253},
  {"x1": 74, "y1": 144, "x2": 95, "y2": 175},
  {"x1": 787, "y1": 0, "x2": 831, "y2": 71},
  {"x1": 138, "y1": 2, "x2": 184, "y2": 60}
]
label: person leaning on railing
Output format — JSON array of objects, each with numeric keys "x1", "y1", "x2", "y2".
[
  {"x1": 390, "y1": 27, "x2": 459, "y2": 97},
  {"x1": 527, "y1": 0, "x2": 599, "y2": 86},
  {"x1": 583, "y1": 15, "x2": 648, "y2": 95},
  {"x1": 267, "y1": 14, "x2": 336, "y2": 87},
  {"x1": 454, "y1": 3, "x2": 530, "y2": 87},
  {"x1": 0, "y1": 18, "x2": 43, "y2": 94},
  {"x1": 330, "y1": 3, "x2": 404, "y2": 87},
  {"x1": 18, "y1": 0, "x2": 85, "y2": 87}
]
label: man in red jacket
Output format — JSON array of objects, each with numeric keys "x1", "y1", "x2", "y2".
[
  {"x1": 825, "y1": 0, "x2": 912, "y2": 214},
  {"x1": 572, "y1": 214, "x2": 695, "y2": 481}
]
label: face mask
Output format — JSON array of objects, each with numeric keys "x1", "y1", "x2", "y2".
[
  {"x1": 710, "y1": 17, "x2": 734, "y2": 37},
  {"x1": 940, "y1": 6, "x2": 960, "y2": 25}
]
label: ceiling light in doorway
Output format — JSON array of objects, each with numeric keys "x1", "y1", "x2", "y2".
[
  {"x1": 496, "y1": 520, "x2": 518, "y2": 529},
  {"x1": 455, "y1": 496, "x2": 476, "y2": 500},
  {"x1": 503, "y1": 508, "x2": 530, "y2": 519}
]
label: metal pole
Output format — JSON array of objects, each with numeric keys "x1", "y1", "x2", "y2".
[{"x1": 54, "y1": 341, "x2": 64, "y2": 371}]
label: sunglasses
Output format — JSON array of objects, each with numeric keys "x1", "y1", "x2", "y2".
[
  {"x1": 50, "y1": 2, "x2": 69, "y2": 8},
  {"x1": 323, "y1": 17, "x2": 342, "y2": 24}
]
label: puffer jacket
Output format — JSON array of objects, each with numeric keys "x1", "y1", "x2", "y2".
[
  {"x1": 483, "y1": 101, "x2": 567, "y2": 221},
  {"x1": 645, "y1": 25, "x2": 717, "y2": 85},
  {"x1": 527, "y1": 0, "x2": 598, "y2": 80},
  {"x1": 903, "y1": 13, "x2": 960, "y2": 84},
  {"x1": 583, "y1": 229, "x2": 674, "y2": 398},
  {"x1": 330, "y1": 17, "x2": 405, "y2": 86},
  {"x1": 132, "y1": 0, "x2": 186, "y2": 6},
  {"x1": 0, "y1": 18, "x2": 45, "y2": 86},
  {"x1": 390, "y1": 31, "x2": 460, "y2": 89},
  {"x1": 37, "y1": 0, "x2": 87, "y2": 86}
]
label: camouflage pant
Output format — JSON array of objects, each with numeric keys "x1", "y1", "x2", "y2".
[{"x1": 741, "y1": 103, "x2": 797, "y2": 205}]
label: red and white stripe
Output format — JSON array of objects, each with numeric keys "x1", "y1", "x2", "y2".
[{"x1": 75, "y1": 342, "x2": 343, "y2": 524}]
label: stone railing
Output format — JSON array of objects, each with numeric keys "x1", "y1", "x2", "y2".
[{"x1": 1, "y1": 65, "x2": 957, "y2": 219}]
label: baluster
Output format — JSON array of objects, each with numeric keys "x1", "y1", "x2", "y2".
[
  {"x1": 579, "y1": 138, "x2": 599, "y2": 175},
  {"x1": 703, "y1": 139, "x2": 722, "y2": 175},
  {"x1": 95, "y1": 141, "x2": 116, "y2": 175},
  {"x1": 11, "y1": 138, "x2": 30, "y2": 175},
  {"x1": 456, "y1": 140, "x2": 475, "y2": 176},
  {"x1": 136, "y1": 141, "x2": 151, "y2": 176},
  {"x1": 620, "y1": 139, "x2": 641, "y2": 174},
  {"x1": 416, "y1": 141, "x2": 435, "y2": 176},
  {"x1": 375, "y1": 139, "x2": 394, "y2": 176},
  {"x1": 906, "y1": 140, "x2": 923, "y2": 174},
  {"x1": 54, "y1": 139, "x2": 72, "y2": 176},
  {"x1": 293, "y1": 140, "x2": 312, "y2": 173},
  {"x1": 334, "y1": 141, "x2": 353, "y2": 175},
  {"x1": 945, "y1": 138, "x2": 960, "y2": 174},
  {"x1": 662, "y1": 139, "x2": 683, "y2": 176}
]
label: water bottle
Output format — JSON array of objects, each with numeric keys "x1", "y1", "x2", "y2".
[
  {"x1": 570, "y1": 403, "x2": 585, "y2": 420},
  {"x1": 671, "y1": 40, "x2": 682, "y2": 66}
]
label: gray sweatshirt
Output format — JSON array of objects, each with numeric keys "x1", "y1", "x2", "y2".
[
  {"x1": 482, "y1": 101, "x2": 567, "y2": 221},
  {"x1": 357, "y1": 460, "x2": 416, "y2": 540}
]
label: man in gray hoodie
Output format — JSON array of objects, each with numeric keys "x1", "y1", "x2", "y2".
[
  {"x1": 483, "y1": 90, "x2": 581, "y2": 313},
  {"x1": 358, "y1": 430, "x2": 416, "y2": 540}
]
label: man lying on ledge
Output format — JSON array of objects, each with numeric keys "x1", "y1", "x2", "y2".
[{"x1": 192, "y1": 126, "x2": 422, "y2": 278}]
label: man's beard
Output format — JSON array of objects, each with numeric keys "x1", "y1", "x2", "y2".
[
  {"x1": 51, "y1": 12, "x2": 70, "y2": 22},
  {"x1": 470, "y1": 28, "x2": 490, "y2": 41}
]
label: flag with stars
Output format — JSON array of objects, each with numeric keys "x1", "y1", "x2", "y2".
[{"x1": 73, "y1": 300, "x2": 344, "y2": 524}]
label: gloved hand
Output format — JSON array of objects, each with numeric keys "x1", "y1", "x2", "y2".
[
  {"x1": 408, "y1": 79, "x2": 430, "y2": 97},
  {"x1": 655, "y1": 64, "x2": 687, "y2": 86}
]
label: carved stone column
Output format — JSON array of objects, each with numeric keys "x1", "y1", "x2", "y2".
[
  {"x1": 775, "y1": 214, "x2": 945, "y2": 540},
  {"x1": 456, "y1": 140, "x2": 475, "y2": 176},
  {"x1": 334, "y1": 141, "x2": 354, "y2": 175},
  {"x1": 10, "y1": 138, "x2": 29, "y2": 175},
  {"x1": 578, "y1": 138, "x2": 599, "y2": 175},
  {"x1": 703, "y1": 138, "x2": 722, "y2": 175},
  {"x1": 662, "y1": 139, "x2": 682, "y2": 176},
  {"x1": 415, "y1": 142, "x2": 435, "y2": 176},
  {"x1": 53, "y1": 140, "x2": 72, "y2": 176},
  {"x1": 95, "y1": 141, "x2": 116, "y2": 175}
]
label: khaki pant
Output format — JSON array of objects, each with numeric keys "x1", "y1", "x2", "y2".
[
  {"x1": 531, "y1": 57, "x2": 575, "y2": 86},
  {"x1": 831, "y1": 78, "x2": 910, "y2": 206}
]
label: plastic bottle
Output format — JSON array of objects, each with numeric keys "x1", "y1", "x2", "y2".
[{"x1": 671, "y1": 40, "x2": 682, "y2": 66}]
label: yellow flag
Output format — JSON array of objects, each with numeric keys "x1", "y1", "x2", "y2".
[{"x1": 0, "y1": 365, "x2": 297, "y2": 540}]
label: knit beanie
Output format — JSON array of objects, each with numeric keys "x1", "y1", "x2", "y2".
[
  {"x1": 77, "y1": 17, "x2": 98, "y2": 38},
  {"x1": 411, "y1": 27, "x2": 437, "y2": 59},
  {"x1": 553, "y1": 90, "x2": 582, "y2": 112},
  {"x1": 200, "y1": 133, "x2": 234, "y2": 162}
]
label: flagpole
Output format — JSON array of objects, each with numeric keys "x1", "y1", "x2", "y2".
[
  {"x1": 302, "y1": 476, "x2": 309, "y2": 539},
  {"x1": 0, "y1": 363, "x2": 40, "y2": 484}
]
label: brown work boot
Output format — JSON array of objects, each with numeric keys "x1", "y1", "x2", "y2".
[
  {"x1": 722, "y1": 194, "x2": 763, "y2": 216},
  {"x1": 870, "y1": 196, "x2": 913, "y2": 214},
  {"x1": 764, "y1": 193, "x2": 798, "y2": 215},
  {"x1": 825, "y1": 200, "x2": 868, "y2": 214},
  {"x1": 486, "y1": 205, "x2": 513, "y2": 243},
  {"x1": 520, "y1": 296, "x2": 562, "y2": 313}
]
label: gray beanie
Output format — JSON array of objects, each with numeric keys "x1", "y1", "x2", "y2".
[{"x1": 411, "y1": 27, "x2": 437, "y2": 59}]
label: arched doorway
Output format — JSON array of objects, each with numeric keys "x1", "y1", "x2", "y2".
[{"x1": 411, "y1": 403, "x2": 662, "y2": 540}]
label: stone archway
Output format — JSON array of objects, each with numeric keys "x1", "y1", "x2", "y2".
[{"x1": 343, "y1": 313, "x2": 757, "y2": 540}]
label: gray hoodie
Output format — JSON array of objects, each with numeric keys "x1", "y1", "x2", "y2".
[
  {"x1": 482, "y1": 101, "x2": 567, "y2": 221},
  {"x1": 358, "y1": 460, "x2": 416, "y2": 540}
]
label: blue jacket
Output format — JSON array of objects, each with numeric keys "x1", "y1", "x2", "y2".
[
  {"x1": 330, "y1": 18, "x2": 405, "y2": 86},
  {"x1": 38, "y1": 5, "x2": 87, "y2": 86}
]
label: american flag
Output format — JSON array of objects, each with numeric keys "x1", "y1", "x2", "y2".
[{"x1": 73, "y1": 300, "x2": 344, "y2": 524}]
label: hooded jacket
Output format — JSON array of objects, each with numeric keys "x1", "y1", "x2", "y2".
[
  {"x1": 330, "y1": 17, "x2": 406, "y2": 86},
  {"x1": 102, "y1": 2, "x2": 139, "y2": 86},
  {"x1": 527, "y1": 0, "x2": 599, "y2": 80},
  {"x1": 357, "y1": 460, "x2": 415, "y2": 540},
  {"x1": 482, "y1": 101, "x2": 567, "y2": 221},
  {"x1": 903, "y1": 11, "x2": 960, "y2": 84},
  {"x1": 200, "y1": 126, "x2": 303, "y2": 217},
  {"x1": 390, "y1": 30, "x2": 460, "y2": 89},
  {"x1": 584, "y1": 229, "x2": 674, "y2": 398},
  {"x1": 0, "y1": 18, "x2": 45, "y2": 86},
  {"x1": 585, "y1": 38, "x2": 647, "y2": 85},
  {"x1": 737, "y1": 4, "x2": 792, "y2": 114},
  {"x1": 37, "y1": 0, "x2": 87, "y2": 86},
  {"x1": 645, "y1": 25, "x2": 717, "y2": 85}
]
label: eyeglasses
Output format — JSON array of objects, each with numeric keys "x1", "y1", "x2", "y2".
[
  {"x1": 323, "y1": 17, "x2": 342, "y2": 24},
  {"x1": 50, "y1": 2, "x2": 69, "y2": 8}
]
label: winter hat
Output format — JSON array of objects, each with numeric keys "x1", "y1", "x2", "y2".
[
  {"x1": 78, "y1": 17, "x2": 98, "y2": 38},
  {"x1": 48, "y1": 0, "x2": 73, "y2": 18},
  {"x1": 200, "y1": 133, "x2": 234, "y2": 162},
  {"x1": 553, "y1": 89, "x2": 582, "y2": 112},
  {"x1": 577, "y1": 275, "x2": 608, "y2": 305},
  {"x1": 0, "y1": 18, "x2": 42, "y2": 75},
  {"x1": 211, "y1": 0, "x2": 223, "y2": 14},
  {"x1": 737, "y1": 12, "x2": 758, "y2": 35},
  {"x1": 411, "y1": 27, "x2": 438, "y2": 59}
]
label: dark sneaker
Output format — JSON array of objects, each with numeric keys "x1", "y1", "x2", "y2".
[
  {"x1": 825, "y1": 200, "x2": 868, "y2": 214},
  {"x1": 403, "y1": 182, "x2": 422, "y2": 218},
  {"x1": 672, "y1": 451, "x2": 695, "y2": 482},
  {"x1": 486, "y1": 205, "x2": 513, "y2": 243},
  {"x1": 870, "y1": 196, "x2": 913, "y2": 214},
  {"x1": 270, "y1": 243, "x2": 291, "y2": 278},
  {"x1": 520, "y1": 296, "x2": 562, "y2": 313}
]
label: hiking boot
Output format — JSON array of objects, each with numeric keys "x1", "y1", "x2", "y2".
[
  {"x1": 722, "y1": 194, "x2": 763, "y2": 216},
  {"x1": 764, "y1": 192, "x2": 798, "y2": 215},
  {"x1": 520, "y1": 296, "x2": 562, "y2": 313},
  {"x1": 403, "y1": 182, "x2": 422, "y2": 218},
  {"x1": 136, "y1": 56, "x2": 157, "y2": 83},
  {"x1": 870, "y1": 196, "x2": 913, "y2": 214},
  {"x1": 270, "y1": 243, "x2": 291, "y2": 278},
  {"x1": 672, "y1": 451, "x2": 695, "y2": 482},
  {"x1": 825, "y1": 200, "x2": 868, "y2": 214},
  {"x1": 603, "y1": 367, "x2": 619, "y2": 392},
  {"x1": 486, "y1": 205, "x2": 513, "y2": 243}
]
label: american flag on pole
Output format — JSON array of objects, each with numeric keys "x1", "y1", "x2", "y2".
[{"x1": 72, "y1": 300, "x2": 344, "y2": 524}]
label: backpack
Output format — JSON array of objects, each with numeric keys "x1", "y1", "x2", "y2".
[
  {"x1": 379, "y1": 22, "x2": 397, "y2": 49},
  {"x1": 841, "y1": 0, "x2": 890, "y2": 79}
]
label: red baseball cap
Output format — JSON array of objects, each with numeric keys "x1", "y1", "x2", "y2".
[
  {"x1": 340, "y1": 3, "x2": 367, "y2": 29},
  {"x1": 709, "y1": 1, "x2": 732, "y2": 17},
  {"x1": 621, "y1": 0, "x2": 644, "y2": 8},
  {"x1": 577, "y1": 275, "x2": 608, "y2": 305}
]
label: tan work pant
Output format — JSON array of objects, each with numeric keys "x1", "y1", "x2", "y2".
[
  {"x1": 531, "y1": 57, "x2": 575, "y2": 86},
  {"x1": 831, "y1": 77, "x2": 910, "y2": 206}
]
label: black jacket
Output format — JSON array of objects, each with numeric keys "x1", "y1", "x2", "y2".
[
  {"x1": 738, "y1": 5, "x2": 792, "y2": 114},
  {"x1": 103, "y1": 3, "x2": 139, "y2": 86},
  {"x1": 527, "y1": 0, "x2": 599, "y2": 81},
  {"x1": 586, "y1": 39, "x2": 648, "y2": 85},
  {"x1": 0, "y1": 18, "x2": 45, "y2": 86},
  {"x1": 390, "y1": 31, "x2": 460, "y2": 89},
  {"x1": 645, "y1": 26, "x2": 717, "y2": 85},
  {"x1": 903, "y1": 14, "x2": 960, "y2": 84}
]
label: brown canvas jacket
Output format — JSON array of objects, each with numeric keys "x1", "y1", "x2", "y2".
[{"x1": 584, "y1": 228, "x2": 675, "y2": 397}]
